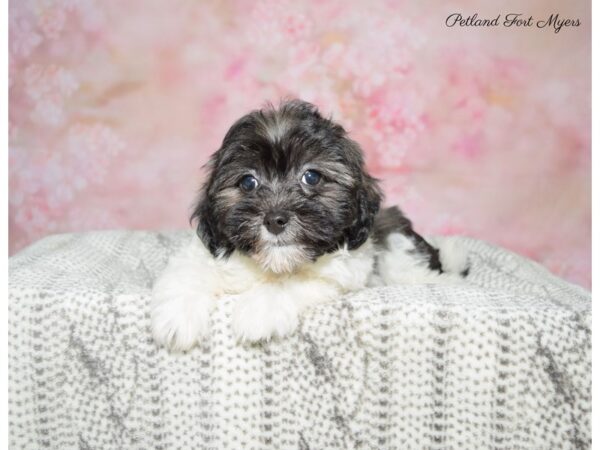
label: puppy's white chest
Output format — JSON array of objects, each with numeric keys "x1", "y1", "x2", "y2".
[{"x1": 304, "y1": 239, "x2": 377, "y2": 291}]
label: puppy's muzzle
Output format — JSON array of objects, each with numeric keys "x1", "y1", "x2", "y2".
[{"x1": 264, "y1": 210, "x2": 289, "y2": 235}]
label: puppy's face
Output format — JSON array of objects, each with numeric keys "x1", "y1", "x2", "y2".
[{"x1": 192, "y1": 100, "x2": 381, "y2": 273}]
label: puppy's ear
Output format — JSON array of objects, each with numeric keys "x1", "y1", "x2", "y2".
[
  {"x1": 190, "y1": 192, "x2": 219, "y2": 256},
  {"x1": 190, "y1": 159, "x2": 229, "y2": 257},
  {"x1": 343, "y1": 172, "x2": 382, "y2": 250}
]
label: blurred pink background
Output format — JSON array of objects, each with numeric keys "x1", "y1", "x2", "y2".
[{"x1": 9, "y1": 0, "x2": 590, "y2": 288}]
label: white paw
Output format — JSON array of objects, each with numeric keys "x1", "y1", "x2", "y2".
[
  {"x1": 151, "y1": 293, "x2": 214, "y2": 352},
  {"x1": 232, "y1": 285, "x2": 300, "y2": 343}
]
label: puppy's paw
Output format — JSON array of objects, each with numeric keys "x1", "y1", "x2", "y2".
[
  {"x1": 232, "y1": 285, "x2": 299, "y2": 343},
  {"x1": 151, "y1": 293, "x2": 214, "y2": 352}
]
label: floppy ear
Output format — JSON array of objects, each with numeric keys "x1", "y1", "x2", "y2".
[
  {"x1": 190, "y1": 158, "x2": 231, "y2": 257},
  {"x1": 190, "y1": 191, "x2": 221, "y2": 256},
  {"x1": 343, "y1": 173, "x2": 382, "y2": 250}
]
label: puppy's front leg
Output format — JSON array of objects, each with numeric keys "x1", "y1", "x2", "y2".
[
  {"x1": 151, "y1": 238, "x2": 225, "y2": 351},
  {"x1": 232, "y1": 279, "x2": 340, "y2": 343}
]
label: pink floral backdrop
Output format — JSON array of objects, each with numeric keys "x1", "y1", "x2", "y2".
[{"x1": 9, "y1": 0, "x2": 590, "y2": 288}]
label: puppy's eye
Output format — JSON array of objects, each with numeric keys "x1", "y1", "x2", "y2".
[
  {"x1": 239, "y1": 175, "x2": 259, "y2": 192},
  {"x1": 301, "y1": 170, "x2": 321, "y2": 186}
]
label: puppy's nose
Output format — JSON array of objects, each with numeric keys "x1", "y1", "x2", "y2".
[{"x1": 264, "y1": 211, "x2": 289, "y2": 235}]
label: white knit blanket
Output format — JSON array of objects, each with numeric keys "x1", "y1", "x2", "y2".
[{"x1": 9, "y1": 230, "x2": 591, "y2": 449}]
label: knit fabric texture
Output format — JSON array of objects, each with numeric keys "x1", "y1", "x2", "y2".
[{"x1": 9, "y1": 230, "x2": 591, "y2": 449}]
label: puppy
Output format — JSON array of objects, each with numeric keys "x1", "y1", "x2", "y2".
[{"x1": 152, "y1": 99, "x2": 469, "y2": 351}]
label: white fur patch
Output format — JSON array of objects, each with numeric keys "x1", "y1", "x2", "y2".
[
  {"x1": 231, "y1": 283, "x2": 300, "y2": 342},
  {"x1": 377, "y1": 239, "x2": 445, "y2": 284},
  {"x1": 428, "y1": 235, "x2": 470, "y2": 276},
  {"x1": 151, "y1": 237, "x2": 370, "y2": 348},
  {"x1": 377, "y1": 233, "x2": 468, "y2": 285},
  {"x1": 308, "y1": 239, "x2": 376, "y2": 291},
  {"x1": 151, "y1": 238, "x2": 218, "y2": 351},
  {"x1": 151, "y1": 233, "x2": 470, "y2": 350},
  {"x1": 254, "y1": 244, "x2": 309, "y2": 274},
  {"x1": 232, "y1": 277, "x2": 341, "y2": 342},
  {"x1": 254, "y1": 223, "x2": 311, "y2": 274}
]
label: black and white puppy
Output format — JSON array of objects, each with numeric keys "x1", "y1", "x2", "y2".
[{"x1": 152, "y1": 99, "x2": 469, "y2": 351}]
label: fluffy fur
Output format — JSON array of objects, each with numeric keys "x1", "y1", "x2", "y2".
[{"x1": 152, "y1": 100, "x2": 469, "y2": 351}]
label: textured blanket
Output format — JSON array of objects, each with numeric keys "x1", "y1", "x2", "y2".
[{"x1": 9, "y1": 231, "x2": 591, "y2": 449}]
